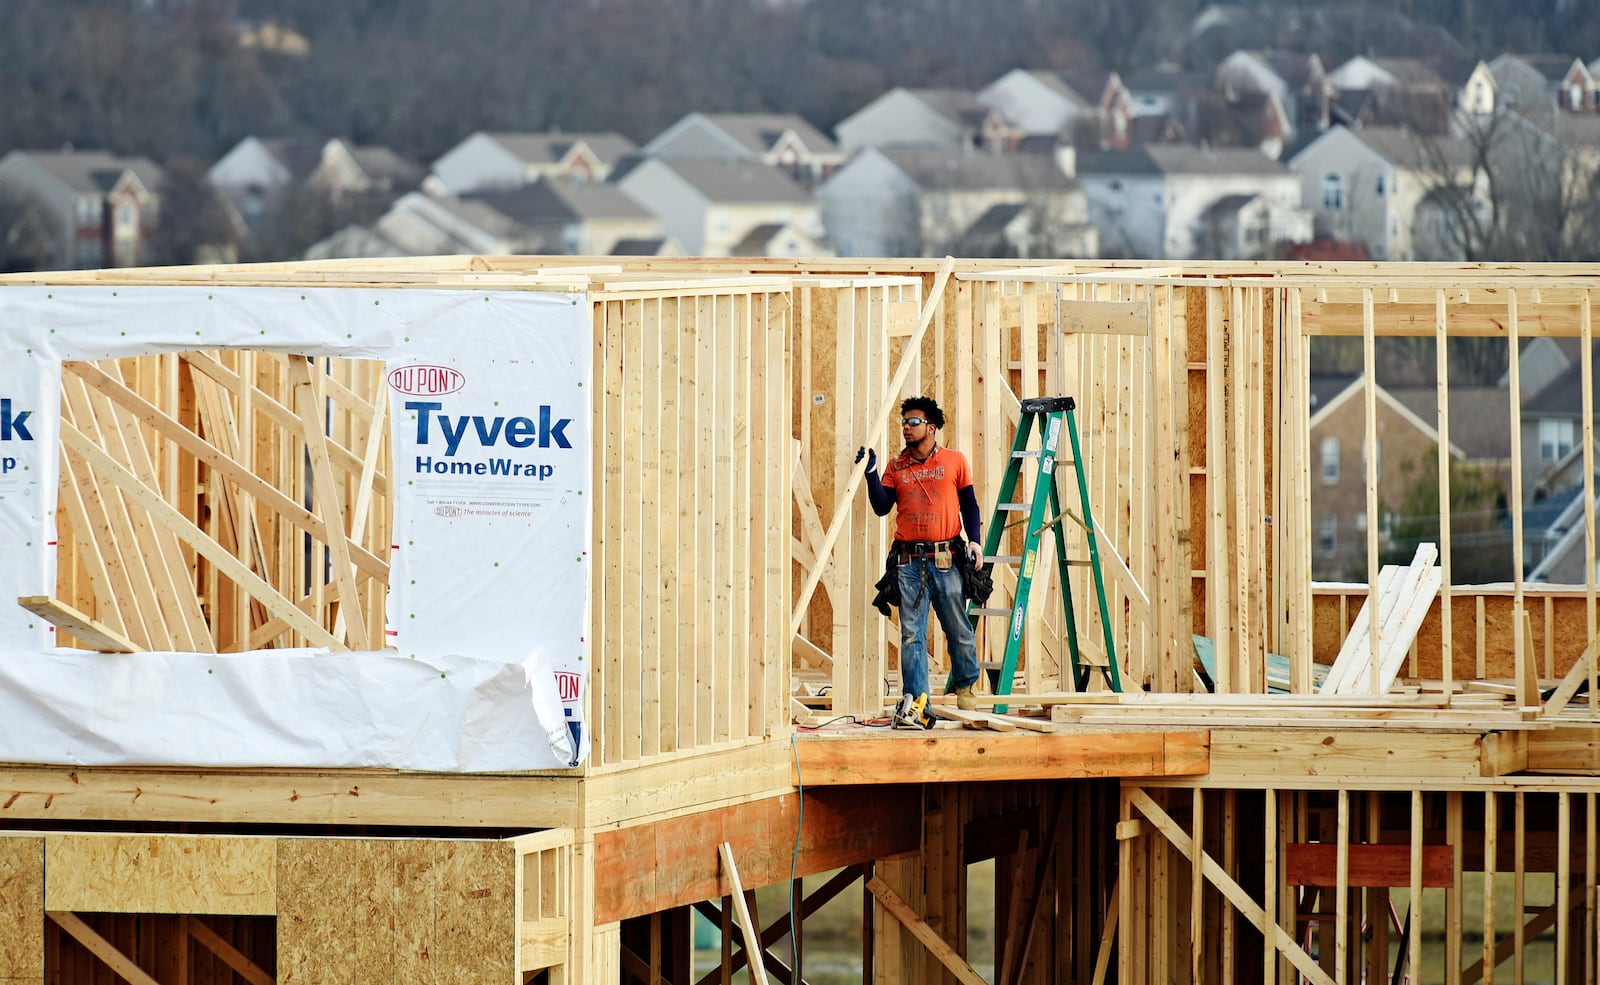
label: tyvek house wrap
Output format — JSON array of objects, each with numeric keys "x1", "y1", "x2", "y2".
[{"x1": 0, "y1": 286, "x2": 592, "y2": 771}]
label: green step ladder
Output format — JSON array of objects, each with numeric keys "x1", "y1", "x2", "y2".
[{"x1": 966, "y1": 396, "x2": 1120, "y2": 711}]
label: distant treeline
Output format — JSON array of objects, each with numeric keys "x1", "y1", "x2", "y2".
[{"x1": 3, "y1": 0, "x2": 1598, "y2": 166}]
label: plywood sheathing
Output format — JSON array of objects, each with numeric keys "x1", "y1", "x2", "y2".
[
  {"x1": 44, "y1": 834, "x2": 275, "y2": 914},
  {"x1": 277, "y1": 838, "x2": 515, "y2": 984},
  {"x1": 0, "y1": 837, "x2": 43, "y2": 981}
]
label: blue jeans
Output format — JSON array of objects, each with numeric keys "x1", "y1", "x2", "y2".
[{"x1": 897, "y1": 558, "x2": 979, "y2": 699}]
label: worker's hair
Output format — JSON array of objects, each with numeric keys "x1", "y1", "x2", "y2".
[{"x1": 900, "y1": 396, "x2": 945, "y2": 428}]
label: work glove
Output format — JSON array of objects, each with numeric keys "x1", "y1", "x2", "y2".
[
  {"x1": 966, "y1": 540, "x2": 984, "y2": 568},
  {"x1": 855, "y1": 446, "x2": 876, "y2": 472}
]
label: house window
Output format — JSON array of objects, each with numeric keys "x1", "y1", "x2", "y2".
[
  {"x1": 1320, "y1": 436, "x2": 1340, "y2": 483},
  {"x1": 1319, "y1": 513, "x2": 1338, "y2": 555},
  {"x1": 1362, "y1": 438, "x2": 1381, "y2": 480},
  {"x1": 1539, "y1": 418, "x2": 1575, "y2": 460},
  {"x1": 1375, "y1": 173, "x2": 1385, "y2": 197},
  {"x1": 1322, "y1": 173, "x2": 1343, "y2": 210}
]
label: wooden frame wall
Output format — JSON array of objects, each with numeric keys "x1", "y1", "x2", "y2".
[{"x1": 1121, "y1": 782, "x2": 1600, "y2": 985}]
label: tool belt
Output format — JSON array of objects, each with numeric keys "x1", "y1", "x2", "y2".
[{"x1": 893, "y1": 538, "x2": 961, "y2": 569}]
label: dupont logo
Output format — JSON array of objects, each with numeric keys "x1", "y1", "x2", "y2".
[
  {"x1": 388, "y1": 365, "x2": 464, "y2": 396},
  {"x1": 434, "y1": 505, "x2": 463, "y2": 517},
  {"x1": 554, "y1": 671, "x2": 582, "y2": 704}
]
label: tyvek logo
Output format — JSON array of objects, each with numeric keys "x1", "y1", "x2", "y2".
[
  {"x1": 387, "y1": 365, "x2": 464, "y2": 396},
  {"x1": 0, "y1": 399, "x2": 33, "y2": 441}
]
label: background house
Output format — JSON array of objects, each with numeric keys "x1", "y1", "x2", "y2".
[
  {"x1": 613, "y1": 158, "x2": 819, "y2": 256},
  {"x1": 1309, "y1": 373, "x2": 1469, "y2": 581},
  {"x1": 428, "y1": 132, "x2": 638, "y2": 195},
  {"x1": 1077, "y1": 145, "x2": 1308, "y2": 259},
  {"x1": 0, "y1": 149, "x2": 164, "y2": 269},
  {"x1": 1289, "y1": 125, "x2": 1480, "y2": 260},
  {"x1": 834, "y1": 87, "x2": 1019, "y2": 154},
  {"x1": 465, "y1": 178, "x2": 663, "y2": 256},
  {"x1": 643, "y1": 112, "x2": 843, "y2": 186},
  {"x1": 817, "y1": 147, "x2": 1094, "y2": 258}
]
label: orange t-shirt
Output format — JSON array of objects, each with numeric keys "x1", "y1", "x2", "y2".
[{"x1": 881, "y1": 445, "x2": 972, "y2": 543}]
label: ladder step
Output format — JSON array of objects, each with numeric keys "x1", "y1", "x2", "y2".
[
  {"x1": 997, "y1": 503, "x2": 1028, "y2": 512},
  {"x1": 1012, "y1": 450, "x2": 1043, "y2": 459},
  {"x1": 988, "y1": 555, "x2": 1022, "y2": 565},
  {"x1": 971, "y1": 607, "x2": 1013, "y2": 617}
]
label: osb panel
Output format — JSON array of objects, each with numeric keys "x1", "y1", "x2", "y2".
[
  {"x1": 1179, "y1": 286, "x2": 1205, "y2": 364},
  {"x1": 44, "y1": 834, "x2": 274, "y2": 914},
  {"x1": 278, "y1": 838, "x2": 516, "y2": 985},
  {"x1": 0, "y1": 838, "x2": 43, "y2": 978},
  {"x1": 1189, "y1": 474, "x2": 1208, "y2": 561},
  {"x1": 1186, "y1": 369, "x2": 1208, "y2": 470}
]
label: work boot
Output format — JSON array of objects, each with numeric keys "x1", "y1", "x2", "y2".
[{"x1": 954, "y1": 684, "x2": 977, "y2": 711}]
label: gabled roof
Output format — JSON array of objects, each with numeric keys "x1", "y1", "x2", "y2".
[
  {"x1": 728, "y1": 223, "x2": 789, "y2": 255},
  {"x1": 1387, "y1": 385, "x2": 1511, "y2": 462},
  {"x1": 1495, "y1": 53, "x2": 1583, "y2": 84},
  {"x1": 11, "y1": 149, "x2": 165, "y2": 196},
  {"x1": 1366, "y1": 57, "x2": 1447, "y2": 88},
  {"x1": 466, "y1": 179, "x2": 653, "y2": 224},
  {"x1": 1545, "y1": 115, "x2": 1600, "y2": 149},
  {"x1": 878, "y1": 148, "x2": 1074, "y2": 192},
  {"x1": 258, "y1": 138, "x2": 326, "y2": 180},
  {"x1": 611, "y1": 236, "x2": 672, "y2": 255},
  {"x1": 1079, "y1": 144, "x2": 1290, "y2": 177},
  {"x1": 1523, "y1": 352, "x2": 1600, "y2": 419},
  {"x1": 1201, "y1": 193, "x2": 1259, "y2": 220},
  {"x1": 655, "y1": 159, "x2": 810, "y2": 204},
  {"x1": 696, "y1": 113, "x2": 839, "y2": 156},
  {"x1": 344, "y1": 145, "x2": 424, "y2": 187},
  {"x1": 1343, "y1": 126, "x2": 1475, "y2": 171},
  {"x1": 1020, "y1": 70, "x2": 1092, "y2": 108},
  {"x1": 1124, "y1": 65, "x2": 1209, "y2": 98},
  {"x1": 905, "y1": 88, "x2": 994, "y2": 129},
  {"x1": 1309, "y1": 373, "x2": 1358, "y2": 413},
  {"x1": 1309, "y1": 374, "x2": 1468, "y2": 459},
  {"x1": 488, "y1": 132, "x2": 638, "y2": 166},
  {"x1": 961, "y1": 202, "x2": 1027, "y2": 240},
  {"x1": 1259, "y1": 51, "x2": 1322, "y2": 89}
]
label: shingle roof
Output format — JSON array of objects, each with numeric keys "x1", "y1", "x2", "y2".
[
  {"x1": 1202, "y1": 193, "x2": 1259, "y2": 219},
  {"x1": 660, "y1": 159, "x2": 810, "y2": 204},
  {"x1": 906, "y1": 88, "x2": 992, "y2": 128},
  {"x1": 467, "y1": 179, "x2": 653, "y2": 223},
  {"x1": 258, "y1": 137, "x2": 326, "y2": 180},
  {"x1": 698, "y1": 113, "x2": 839, "y2": 155},
  {"x1": 17, "y1": 149, "x2": 165, "y2": 195},
  {"x1": 728, "y1": 223, "x2": 788, "y2": 255},
  {"x1": 1346, "y1": 126, "x2": 1475, "y2": 171},
  {"x1": 489, "y1": 132, "x2": 638, "y2": 165},
  {"x1": 879, "y1": 148, "x2": 1074, "y2": 191},
  {"x1": 1024, "y1": 70, "x2": 1092, "y2": 107},
  {"x1": 1309, "y1": 373, "x2": 1357, "y2": 413},
  {"x1": 1388, "y1": 385, "x2": 1511, "y2": 461},
  {"x1": 611, "y1": 237, "x2": 670, "y2": 255},
  {"x1": 1079, "y1": 145, "x2": 1290, "y2": 177},
  {"x1": 961, "y1": 202, "x2": 1026, "y2": 240},
  {"x1": 346, "y1": 145, "x2": 423, "y2": 187},
  {"x1": 1523, "y1": 353, "x2": 1600, "y2": 418},
  {"x1": 1367, "y1": 57, "x2": 1447, "y2": 88}
]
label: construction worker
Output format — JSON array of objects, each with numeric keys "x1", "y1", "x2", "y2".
[{"x1": 856, "y1": 396, "x2": 983, "y2": 728}]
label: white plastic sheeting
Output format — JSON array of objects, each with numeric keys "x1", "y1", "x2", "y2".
[{"x1": 0, "y1": 286, "x2": 591, "y2": 771}]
